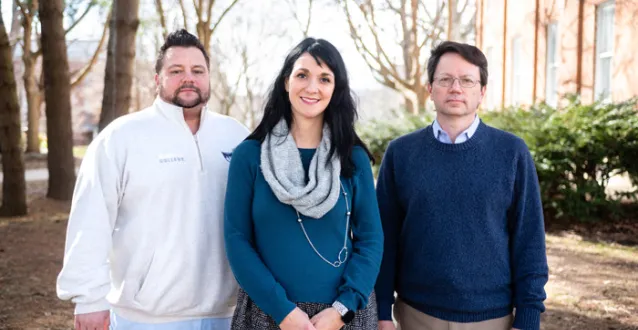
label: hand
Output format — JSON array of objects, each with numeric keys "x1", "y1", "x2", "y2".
[
  {"x1": 378, "y1": 320, "x2": 397, "y2": 330},
  {"x1": 280, "y1": 307, "x2": 317, "y2": 330},
  {"x1": 309, "y1": 307, "x2": 344, "y2": 330},
  {"x1": 75, "y1": 310, "x2": 110, "y2": 330}
]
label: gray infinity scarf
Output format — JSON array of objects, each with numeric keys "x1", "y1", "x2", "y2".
[{"x1": 260, "y1": 119, "x2": 341, "y2": 219}]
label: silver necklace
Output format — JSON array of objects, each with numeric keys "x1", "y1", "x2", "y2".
[{"x1": 295, "y1": 181, "x2": 350, "y2": 268}]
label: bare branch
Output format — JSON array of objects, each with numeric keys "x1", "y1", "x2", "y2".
[
  {"x1": 209, "y1": 0, "x2": 240, "y2": 36},
  {"x1": 178, "y1": 0, "x2": 189, "y2": 29},
  {"x1": 70, "y1": 9, "x2": 110, "y2": 88},
  {"x1": 65, "y1": 1, "x2": 96, "y2": 36},
  {"x1": 154, "y1": 0, "x2": 168, "y2": 39},
  {"x1": 206, "y1": 0, "x2": 216, "y2": 22}
]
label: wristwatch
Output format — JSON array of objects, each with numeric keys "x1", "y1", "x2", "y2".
[{"x1": 332, "y1": 301, "x2": 355, "y2": 324}]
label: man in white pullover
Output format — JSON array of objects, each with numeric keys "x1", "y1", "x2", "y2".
[{"x1": 57, "y1": 29, "x2": 249, "y2": 330}]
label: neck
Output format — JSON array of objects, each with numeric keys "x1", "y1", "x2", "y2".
[
  {"x1": 436, "y1": 112, "x2": 476, "y2": 143},
  {"x1": 291, "y1": 116, "x2": 323, "y2": 148},
  {"x1": 183, "y1": 105, "x2": 203, "y2": 134}
]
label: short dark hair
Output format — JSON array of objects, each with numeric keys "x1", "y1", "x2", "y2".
[
  {"x1": 155, "y1": 29, "x2": 209, "y2": 74},
  {"x1": 427, "y1": 41, "x2": 488, "y2": 87},
  {"x1": 247, "y1": 37, "x2": 373, "y2": 177}
]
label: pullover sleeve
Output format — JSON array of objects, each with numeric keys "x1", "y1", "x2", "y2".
[
  {"x1": 509, "y1": 143, "x2": 549, "y2": 330},
  {"x1": 56, "y1": 131, "x2": 123, "y2": 314},
  {"x1": 374, "y1": 142, "x2": 405, "y2": 321},
  {"x1": 224, "y1": 142, "x2": 297, "y2": 324},
  {"x1": 334, "y1": 148, "x2": 384, "y2": 312}
]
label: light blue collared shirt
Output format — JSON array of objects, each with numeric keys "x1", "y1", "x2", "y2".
[{"x1": 432, "y1": 115, "x2": 480, "y2": 144}]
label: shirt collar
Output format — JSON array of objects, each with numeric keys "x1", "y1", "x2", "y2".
[
  {"x1": 153, "y1": 97, "x2": 208, "y2": 132},
  {"x1": 432, "y1": 114, "x2": 480, "y2": 144}
]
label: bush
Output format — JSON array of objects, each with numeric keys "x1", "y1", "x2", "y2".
[{"x1": 360, "y1": 97, "x2": 638, "y2": 222}]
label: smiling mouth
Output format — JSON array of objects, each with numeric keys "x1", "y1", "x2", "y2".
[{"x1": 300, "y1": 97, "x2": 320, "y2": 104}]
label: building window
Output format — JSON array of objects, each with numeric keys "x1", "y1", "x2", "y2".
[
  {"x1": 545, "y1": 22, "x2": 559, "y2": 107},
  {"x1": 595, "y1": 1, "x2": 615, "y2": 102},
  {"x1": 510, "y1": 36, "x2": 523, "y2": 105}
]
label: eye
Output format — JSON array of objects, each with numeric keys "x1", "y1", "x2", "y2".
[
  {"x1": 170, "y1": 70, "x2": 182, "y2": 75},
  {"x1": 296, "y1": 73, "x2": 307, "y2": 79},
  {"x1": 461, "y1": 78, "x2": 475, "y2": 85},
  {"x1": 321, "y1": 77, "x2": 332, "y2": 83},
  {"x1": 194, "y1": 70, "x2": 205, "y2": 75},
  {"x1": 439, "y1": 77, "x2": 453, "y2": 84}
]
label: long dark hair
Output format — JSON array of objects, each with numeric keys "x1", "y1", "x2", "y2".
[{"x1": 247, "y1": 38, "x2": 373, "y2": 177}]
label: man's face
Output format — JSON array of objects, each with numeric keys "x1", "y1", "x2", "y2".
[
  {"x1": 427, "y1": 52, "x2": 486, "y2": 118},
  {"x1": 155, "y1": 46, "x2": 210, "y2": 109}
]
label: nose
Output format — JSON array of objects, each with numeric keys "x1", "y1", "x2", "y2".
[
  {"x1": 449, "y1": 79, "x2": 463, "y2": 92},
  {"x1": 305, "y1": 78, "x2": 319, "y2": 93},
  {"x1": 181, "y1": 70, "x2": 195, "y2": 82}
]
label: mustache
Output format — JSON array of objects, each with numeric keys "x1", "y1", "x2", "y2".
[{"x1": 178, "y1": 85, "x2": 201, "y2": 93}]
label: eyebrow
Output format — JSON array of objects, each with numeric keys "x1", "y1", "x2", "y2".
[
  {"x1": 167, "y1": 64, "x2": 206, "y2": 70},
  {"x1": 295, "y1": 67, "x2": 334, "y2": 77}
]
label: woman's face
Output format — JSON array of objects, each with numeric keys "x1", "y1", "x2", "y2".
[{"x1": 285, "y1": 53, "x2": 335, "y2": 122}]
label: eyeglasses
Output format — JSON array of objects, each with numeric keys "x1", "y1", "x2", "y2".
[{"x1": 433, "y1": 76, "x2": 479, "y2": 88}]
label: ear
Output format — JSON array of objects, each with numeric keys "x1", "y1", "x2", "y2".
[
  {"x1": 427, "y1": 83, "x2": 433, "y2": 95},
  {"x1": 155, "y1": 74, "x2": 160, "y2": 88},
  {"x1": 479, "y1": 85, "x2": 486, "y2": 102}
]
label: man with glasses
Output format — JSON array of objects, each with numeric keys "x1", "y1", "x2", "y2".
[{"x1": 375, "y1": 41, "x2": 548, "y2": 330}]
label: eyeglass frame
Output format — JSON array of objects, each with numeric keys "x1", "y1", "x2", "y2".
[{"x1": 432, "y1": 75, "x2": 480, "y2": 88}]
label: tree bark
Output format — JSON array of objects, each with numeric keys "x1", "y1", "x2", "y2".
[
  {"x1": 19, "y1": 2, "x2": 43, "y2": 153},
  {"x1": 39, "y1": 0, "x2": 76, "y2": 200},
  {"x1": 98, "y1": 0, "x2": 140, "y2": 131},
  {"x1": 0, "y1": 0, "x2": 28, "y2": 216}
]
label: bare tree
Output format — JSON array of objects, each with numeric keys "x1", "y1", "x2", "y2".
[
  {"x1": 341, "y1": 0, "x2": 474, "y2": 114},
  {"x1": 9, "y1": 0, "x2": 22, "y2": 54},
  {"x1": 170, "y1": 0, "x2": 240, "y2": 52},
  {"x1": 39, "y1": 0, "x2": 76, "y2": 200},
  {"x1": 16, "y1": 0, "x2": 106, "y2": 152},
  {"x1": 0, "y1": 0, "x2": 27, "y2": 216},
  {"x1": 98, "y1": 0, "x2": 140, "y2": 131},
  {"x1": 284, "y1": 0, "x2": 315, "y2": 38}
]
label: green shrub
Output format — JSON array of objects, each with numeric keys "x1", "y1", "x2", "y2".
[{"x1": 360, "y1": 97, "x2": 638, "y2": 222}]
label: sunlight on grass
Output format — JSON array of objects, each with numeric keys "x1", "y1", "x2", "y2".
[{"x1": 546, "y1": 233, "x2": 638, "y2": 261}]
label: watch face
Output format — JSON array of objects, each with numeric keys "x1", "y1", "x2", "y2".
[{"x1": 343, "y1": 310, "x2": 355, "y2": 324}]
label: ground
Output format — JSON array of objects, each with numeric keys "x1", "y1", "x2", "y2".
[{"x1": 1, "y1": 180, "x2": 637, "y2": 330}]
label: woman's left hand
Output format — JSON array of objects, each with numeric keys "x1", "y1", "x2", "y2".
[{"x1": 309, "y1": 307, "x2": 345, "y2": 330}]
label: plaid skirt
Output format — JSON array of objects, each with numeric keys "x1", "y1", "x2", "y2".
[{"x1": 231, "y1": 288, "x2": 378, "y2": 330}]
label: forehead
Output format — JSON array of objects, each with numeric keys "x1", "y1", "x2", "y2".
[
  {"x1": 435, "y1": 52, "x2": 480, "y2": 77},
  {"x1": 163, "y1": 46, "x2": 207, "y2": 68},
  {"x1": 292, "y1": 53, "x2": 333, "y2": 75}
]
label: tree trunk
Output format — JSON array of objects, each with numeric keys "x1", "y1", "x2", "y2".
[
  {"x1": 0, "y1": 1, "x2": 28, "y2": 216},
  {"x1": 98, "y1": 0, "x2": 140, "y2": 131},
  {"x1": 39, "y1": 0, "x2": 76, "y2": 200},
  {"x1": 21, "y1": 12, "x2": 42, "y2": 153}
]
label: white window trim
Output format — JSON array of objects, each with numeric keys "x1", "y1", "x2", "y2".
[
  {"x1": 545, "y1": 22, "x2": 560, "y2": 108},
  {"x1": 595, "y1": 0, "x2": 615, "y2": 103}
]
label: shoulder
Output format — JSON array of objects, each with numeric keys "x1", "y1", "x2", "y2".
[
  {"x1": 481, "y1": 123, "x2": 530, "y2": 154},
  {"x1": 207, "y1": 111, "x2": 250, "y2": 135},
  {"x1": 230, "y1": 139, "x2": 262, "y2": 163},
  {"x1": 352, "y1": 146, "x2": 372, "y2": 167},
  {"x1": 92, "y1": 107, "x2": 157, "y2": 151},
  {"x1": 386, "y1": 127, "x2": 428, "y2": 156}
]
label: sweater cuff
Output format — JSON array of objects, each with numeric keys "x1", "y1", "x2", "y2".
[
  {"x1": 335, "y1": 290, "x2": 358, "y2": 312},
  {"x1": 376, "y1": 298, "x2": 394, "y2": 321},
  {"x1": 74, "y1": 299, "x2": 111, "y2": 315},
  {"x1": 513, "y1": 307, "x2": 541, "y2": 330},
  {"x1": 270, "y1": 300, "x2": 297, "y2": 325}
]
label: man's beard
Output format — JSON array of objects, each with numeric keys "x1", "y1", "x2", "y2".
[{"x1": 161, "y1": 84, "x2": 210, "y2": 108}]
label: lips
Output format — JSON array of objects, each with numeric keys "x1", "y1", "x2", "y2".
[{"x1": 300, "y1": 97, "x2": 320, "y2": 104}]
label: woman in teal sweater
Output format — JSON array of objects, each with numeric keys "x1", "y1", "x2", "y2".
[{"x1": 224, "y1": 38, "x2": 384, "y2": 330}]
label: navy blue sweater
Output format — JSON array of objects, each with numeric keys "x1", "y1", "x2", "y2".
[{"x1": 374, "y1": 122, "x2": 548, "y2": 330}]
